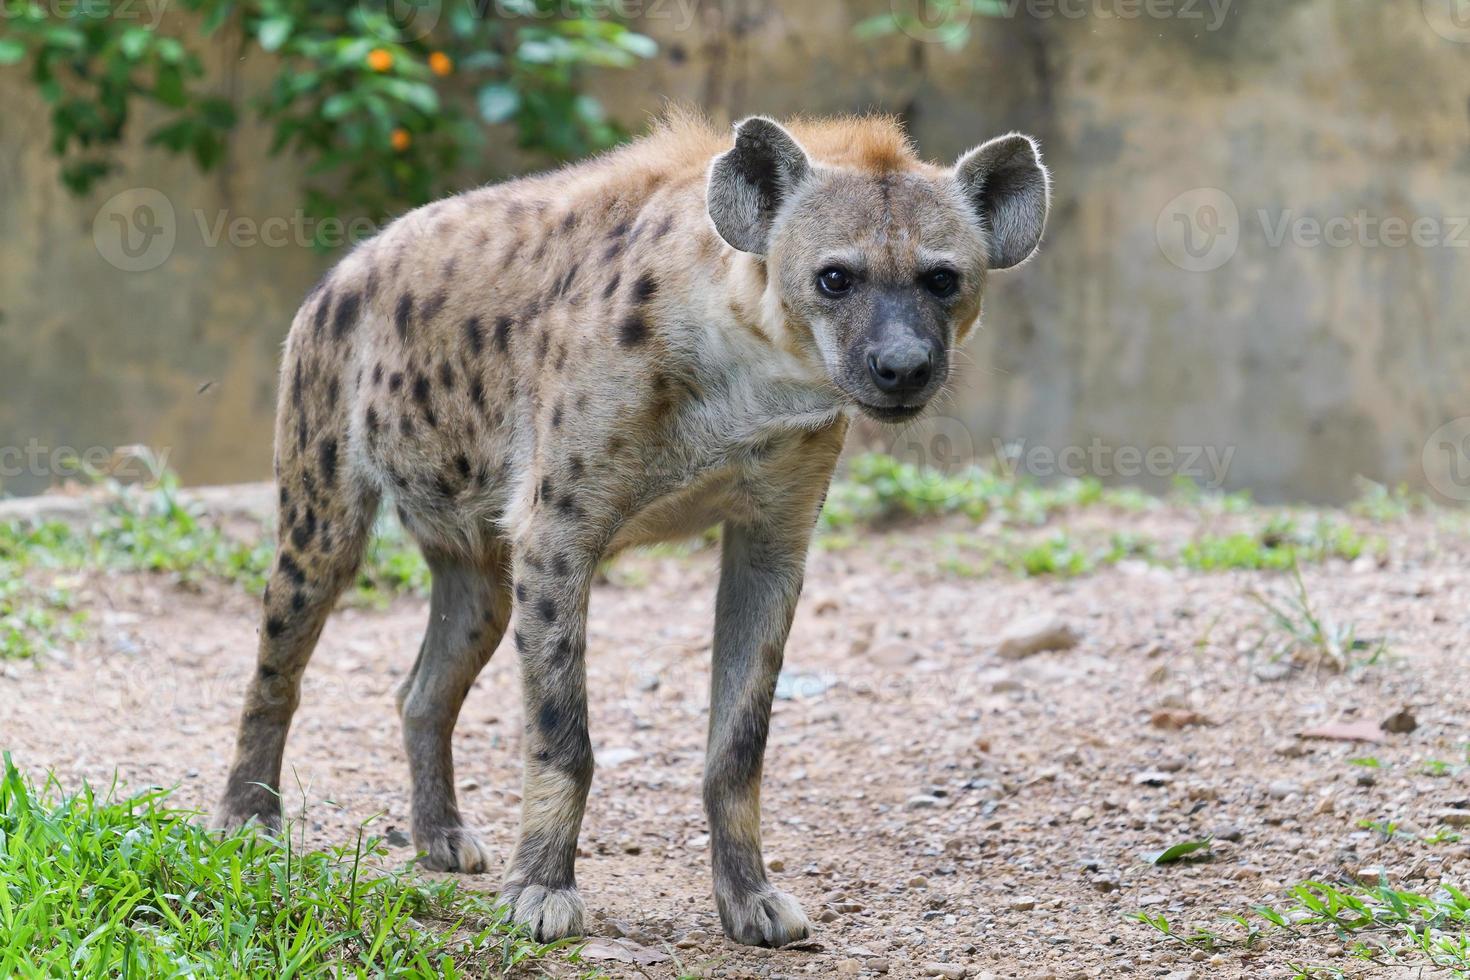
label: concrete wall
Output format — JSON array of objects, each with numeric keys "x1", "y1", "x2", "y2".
[{"x1": 3, "y1": 0, "x2": 1468, "y2": 501}]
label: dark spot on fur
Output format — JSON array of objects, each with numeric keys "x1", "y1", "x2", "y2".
[
  {"x1": 332, "y1": 291, "x2": 361, "y2": 340},
  {"x1": 421, "y1": 290, "x2": 446, "y2": 323},
  {"x1": 412, "y1": 374, "x2": 431, "y2": 405},
  {"x1": 653, "y1": 215, "x2": 675, "y2": 239},
  {"x1": 603, "y1": 273, "x2": 622, "y2": 300},
  {"x1": 464, "y1": 316, "x2": 484, "y2": 355},
  {"x1": 515, "y1": 583, "x2": 528, "y2": 603},
  {"x1": 438, "y1": 360, "x2": 455, "y2": 391},
  {"x1": 609, "y1": 219, "x2": 631, "y2": 239},
  {"x1": 435, "y1": 472, "x2": 456, "y2": 498},
  {"x1": 553, "y1": 345, "x2": 567, "y2": 372},
  {"x1": 556, "y1": 262, "x2": 580, "y2": 298},
  {"x1": 296, "y1": 416, "x2": 308, "y2": 451},
  {"x1": 366, "y1": 405, "x2": 380, "y2": 433},
  {"x1": 395, "y1": 293, "x2": 414, "y2": 340},
  {"x1": 454, "y1": 453, "x2": 471, "y2": 479},
  {"x1": 618, "y1": 313, "x2": 649, "y2": 347},
  {"x1": 279, "y1": 553, "x2": 307, "y2": 586},
  {"x1": 318, "y1": 438, "x2": 338, "y2": 487},
  {"x1": 266, "y1": 616, "x2": 286, "y2": 639},
  {"x1": 560, "y1": 212, "x2": 578, "y2": 234},
  {"x1": 633, "y1": 273, "x2": 659, "y2": 304},
  {"x1": 399, "y1": 416, "x2": 415, "y2": 436},
  {"x1": 312, "y1": 288, "x2": 334, "y2": 337},
  {"x1": 494, "y1": 316, "x2": 512, "y2": 352},
  {"x1": 540, "y1": 477, "x2": 553, "y2": 502},
  {"x1": 326, "y1": 377, "x2": 340, "y2": 410},
  {"x1": 568, "y1": 456, "x2": 584, "y2": 479},
  {"x1": 551, "y1": 553, "x2": 570, "y2": 577},
  {"x1": 551, "y1": 402, "x2": 563, "y2": 428},
  {"x1": 514, "y1": 630, "x2": 527, "y2": 653},
  {"x1": 556, "y1": 493, "x2": 580, "y2": 516},
  {"x1": 389, "y1": 372, "x2": 403, "y2": 393},
  {"x1": 291, "y1": 590, "x2": 306, "y2": 613},
  {"x1": 469, "y1": 377, "x2": 485, "y2": 410},
  {"x1": 372, "y1": 363, "x2": 384, "y2": 385}
]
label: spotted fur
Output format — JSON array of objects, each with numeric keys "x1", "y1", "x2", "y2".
[{"x1": 216, "y1": 109, "x2": 1050, "y2": 947}]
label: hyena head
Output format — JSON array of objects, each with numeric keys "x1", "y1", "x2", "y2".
[{"x1": 707, "y1": 117, "x2": 1050, "y2": 423}]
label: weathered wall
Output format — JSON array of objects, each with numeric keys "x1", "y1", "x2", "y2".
[{"x1": 2, "y1": 0, "x2": 1468, "y2": 500}]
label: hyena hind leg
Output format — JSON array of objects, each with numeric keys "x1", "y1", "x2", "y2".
[
  {"x1": 396, "y1": 543, "x2": 512, "y2": 873},
  {"x1": 215, "y1": 479, "x2": 378, "y2": 833}
]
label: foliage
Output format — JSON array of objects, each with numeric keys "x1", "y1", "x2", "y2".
[
  {"x1": 1134, "y1": 876, "x2": 1470, "y2": 975},
  {"x1": 0, "y1": 0, "x2": 655, "y2": 233},
  {"x1": 853, "y1": 0, "x2": 1013, "y2": 51},
  {"x1": 0, "y1": 755, "x2": 592, "y2": 977}
]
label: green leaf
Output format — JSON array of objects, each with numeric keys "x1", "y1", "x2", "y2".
[
  {"x1": 0, "y1": 39, "x2": 27, "y2": 66},
  {"x1": 257, "y1": 17, "x2": 293, "y2": 54},
  {"x1": 322, "y1": 93, "x2": 356, "y2": 120},
  {"x1": 615, "y1": 32, "x2": 658, "y2": 59},
  {"x1": 477, "y1": 83, "x2": 520, "y2": 124},
  {"x1": 1144, "y1": 837, "x2": 1212, "y2": 866},
  {"x1": 118, "y1": 29, "x2": 152, "y2": 61}
]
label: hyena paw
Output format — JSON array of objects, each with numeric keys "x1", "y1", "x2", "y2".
[
  {"x1": 416, "y1": 825, "x2": 493, "y2": 873},
  {"x1": 211, "y1": 796, "x2": 282, "y2": 835},
  {"x1": 501, "y1": 883, "x2": 586, "y2": 942},
  {"x1": 718, "y1": 887, "x2": 812, "y2": 948}
]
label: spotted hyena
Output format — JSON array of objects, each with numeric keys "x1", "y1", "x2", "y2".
[{"x1": 216, "y1": 111, "x2": 1050, "y2": 946}]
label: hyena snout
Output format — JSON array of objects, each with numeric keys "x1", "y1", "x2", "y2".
[{"x1": 867, "y1": 334, "x2": 940, "y2": 399}]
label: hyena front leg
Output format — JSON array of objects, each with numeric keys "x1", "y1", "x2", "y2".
[
  {"x1": 705, "y1": 518, "x2": 816, "y2": 948},
  {"x1": 499, "y1": 524, "x2": 598, "y2": 942}
]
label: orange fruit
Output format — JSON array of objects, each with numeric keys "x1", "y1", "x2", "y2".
[
  {"x1": 367, "y1": 48, "x2": 393, "y2": 72},
  {"x1": 429, "y1": 52, "x2": 452, "y2": 77},
  {"x1": 391, "y1": 128, "x2": 411, "y2": 152}
]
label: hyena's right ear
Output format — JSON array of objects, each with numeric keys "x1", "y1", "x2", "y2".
[{"x1": 707, "y1": 117, "x2": 813, "y2": 255}]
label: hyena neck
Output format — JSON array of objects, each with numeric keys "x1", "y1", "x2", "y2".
[{"x1": 701, "y1": 249, "x2": 841, "y2": 429}]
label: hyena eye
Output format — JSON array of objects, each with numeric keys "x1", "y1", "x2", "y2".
[
  {"x1": 923, "y1": 268, "x2": 960, "y2": 298},
  {"x1": 817, "y1": 267, "x2": 854, "y2": 297}
]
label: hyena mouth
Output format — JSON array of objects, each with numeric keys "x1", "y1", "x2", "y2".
[{"x1": 857, "y1": 402, "x2": 926, "y2": 424}]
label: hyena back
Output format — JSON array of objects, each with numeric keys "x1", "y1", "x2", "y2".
[{"x1": 217, "y1": 111, "x2": 1050, "y2": 947}]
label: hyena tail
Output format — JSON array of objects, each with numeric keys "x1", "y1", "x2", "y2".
[{"x1": 216, "y1": 328, "x2": 380, "y2": 830}]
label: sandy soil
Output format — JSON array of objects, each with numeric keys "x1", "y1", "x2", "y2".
[{"x1": 5, "y1": 506, "x2": 1470, "y2": 979}]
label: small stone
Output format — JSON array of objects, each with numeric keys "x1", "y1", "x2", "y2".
[
  {"x1": 1008, "y1": 896, "x2": 1038, "y2": 912},
  {"x1": 1253, "y1": 661, "x2": 1294, "y2": 682},
  {"x1": 767, "y1": 857, "x2": 786, "y2": 872},
  {"x1": 1133, "y1": 771, "x2": 1173, "y2": 787},
  {"x1": 457, "y1": 778, "x2": 480, "y2": 792},
  {"x1": 1381, "y1": 708, "x2": 1418, "y2": 734},
  {"x1": 1268, "y1": 780, "x2": 1302, "y2": 800},
  {"x1": 921, "y1": 964, "x2": 966, "y2": 979},
  {"x1": 907, "y1": 875, "x2": 929, "y2": 888},
  {"x1": 1213, "y1": 826, "x2": 1243, "y2": 843},
  {"x1": 995, "y1": 615, "x2": 1080, "y2": 660},
  {"x1": 1092, "y1": 877, "x2": 1120, "y2": 893},
  {"x1": 1071, "y1": 805, "x2": 1095, "y2": 823},
  {"x1": 831, "y1": 901, "x2": 865, "y2": 913},
  {"x1": 385, "y1": 828, "x2": 411, "y2": 848},
  {"x1": 907, "y1": 794, "x2": 945, "y2": 810},
  {"x1": 1436, "y1": 808, "x2": 1470, "y2": 827},
  {"x1": 1138, "y1": 893, "x2": 1168, "y2": 906},
  {"x1": 866, "y1": 959, "x2": 891, "y2": 974},
  {"x1": 818, "y1": 908, "x2": 840, "y2": 923},
  {"x1": 835, "y1": 959, "x2": 863, "y2": 974}
]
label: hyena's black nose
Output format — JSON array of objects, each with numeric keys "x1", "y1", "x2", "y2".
[{"x1": 867, "y1": 340, "x2": 935, "y2": 398}]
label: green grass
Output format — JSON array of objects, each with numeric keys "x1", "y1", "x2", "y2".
[
  {"x1": 0, "y1": 475, "x2": 430, "y2": 660},
  {"x1": 0, "y1": 755, "x2": 587, "y2": 978},
  {"x1": 1134, "y1": 876, "x2": 1470, "y2": 976},
  {"x1": 1246, "y1": 563, "x2": 1386, "y2": 672}
]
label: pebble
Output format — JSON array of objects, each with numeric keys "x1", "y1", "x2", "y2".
[
  {"x1": 836, "y1": 959, "x2": 863, "y2": 974},
  {"x1": 385, "y1": 828, "x2": 411, "y2": 848},
  {"x1": 1437, "y1": 808, "x2": 1470, "y2": 827},
  {"x1": 1268, "y1": 780, "x2": 1302, "y2": 800},
  {"x1": 1213, "y1": 825, "x2": 1243, "y2": 842},
  {"x1": 907, "y1": 794, "x2": 945, "y2": 810},
  {"x1": 1008, "y1": 896, "x2": 1038, "y2": 911},
  {"x1": 767, "y1": 857, "x2": 786, "y2": 872},
  {"x1": 996, "y1": 615, "x2": 1080, "y2": 660},
  {"x1": 921, "y1": 964, "x2": 966, "y2": 979},
  {"x1": 907, "y1": 875, "x2": 929, "y2": 888},
  {"x1": 1071, "y1": 805, "x2": 1094, "y2": 823}
]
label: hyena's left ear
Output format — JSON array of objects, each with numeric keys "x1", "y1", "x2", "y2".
[
  {"x1": 953, "y1": 133, "x2": 1051, "y2": 270},
  {"x1": 707, "y1": 117, "x2": 813, "y2": 255}
]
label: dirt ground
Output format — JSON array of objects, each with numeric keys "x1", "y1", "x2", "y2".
[{"x1": 5, "y1": 504, "x2": 1470, "y2": 979}]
